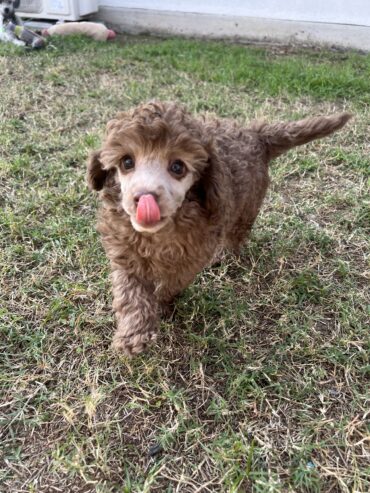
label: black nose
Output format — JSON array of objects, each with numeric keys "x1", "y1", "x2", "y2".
[
  {"x1": 4, "y1": 7, "x2": 10, "y2": 13},
  {"x1": 133, "y1": 191, "x2": 159, "y2": 206}
]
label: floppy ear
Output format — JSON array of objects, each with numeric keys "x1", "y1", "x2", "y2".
[
  {"x1": 13, "y1": 0, "x2": 21, "y2": 9},
  {"x1": 203, "y1": 156, "x2": 223, "y2": 218},
  {"x1": 86, "y1": 150, "x2": 108, "y2": 191},
  {"x1": 196, "y1": 149, "x2": 229, "y2": 224}
]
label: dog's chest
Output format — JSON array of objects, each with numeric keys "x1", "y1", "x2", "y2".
[
  {"x1": 100, "y1": 214, "x2": 220, "y2": 300},
  {"x1": 136, "y1": 225, "x2": 218, "y2": 298}
]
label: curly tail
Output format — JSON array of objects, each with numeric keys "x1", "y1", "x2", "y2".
[{"x1": 252, "y1": 113, "x2": 352, "y2": 160}]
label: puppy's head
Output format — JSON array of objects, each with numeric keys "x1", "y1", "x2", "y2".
[
  {"x1": 88, "y1": 102, "x2": 216, "y2": 233},
  {"x1": 0, "y1": 0, "x2": 20, "y2": 19}
]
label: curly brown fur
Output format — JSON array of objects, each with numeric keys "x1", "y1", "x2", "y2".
[{"x1": 87, "y1": 101, "x2": 351, "y2": 356}]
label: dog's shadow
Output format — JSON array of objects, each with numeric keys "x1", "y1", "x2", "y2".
[{"x1": 156, "y1": 249, "x2": 271, "y2": 365}]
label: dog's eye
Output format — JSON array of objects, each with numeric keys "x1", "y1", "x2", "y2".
[
  {"x1": 120, "y1": 155, "x2": 135, "y2": 171},
  {"x1": 169, "y1": 160, "x2": 186, "y2": 178}
]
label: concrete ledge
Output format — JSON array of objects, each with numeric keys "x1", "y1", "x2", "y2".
[{"x1": 92, "y1": 7, "x2": 370, "y2": 51}]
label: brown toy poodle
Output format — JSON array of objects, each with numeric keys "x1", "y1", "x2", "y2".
[{"x1": 87, "y1": 101, "x2": 351, "y2": 356}]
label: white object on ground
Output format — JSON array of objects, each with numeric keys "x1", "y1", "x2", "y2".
[{"x1": 42, "y1": 22, "x2": 116, "y2": 41}]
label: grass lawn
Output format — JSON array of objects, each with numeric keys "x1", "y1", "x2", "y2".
[{"x1": 0, "y1": 36, "x2": 369, "y2": 492}]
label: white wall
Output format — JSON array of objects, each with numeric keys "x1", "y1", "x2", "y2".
[
  {"x1": 93, "y1": 0, "x2": 370, "y2": 50},
  {"x1": 97, "y1": 0, "x2": 370, "y2": 27}
]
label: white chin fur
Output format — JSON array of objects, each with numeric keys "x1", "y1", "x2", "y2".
[{"x1": 130, "y1": 217, "x2": 168, "y2": 234}]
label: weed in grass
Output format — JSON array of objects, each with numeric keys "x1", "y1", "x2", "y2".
[{"x1": 291, "y1": 460, "x2": 322, "y2": 493}]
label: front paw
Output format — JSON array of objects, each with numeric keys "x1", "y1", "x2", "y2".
[{"x1": 112, "y1": 330, "x2": 157, "y2": 356}]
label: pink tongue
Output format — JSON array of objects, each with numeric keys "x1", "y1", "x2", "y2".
[{"x1": 136, "y1": 194, "x2": 161, "y2": 226}]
